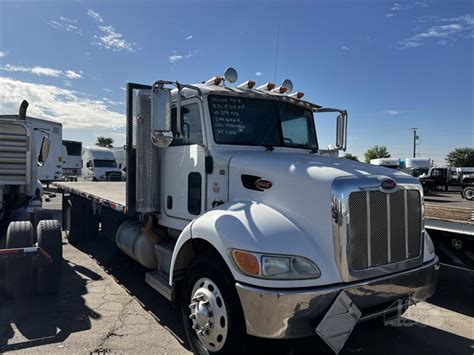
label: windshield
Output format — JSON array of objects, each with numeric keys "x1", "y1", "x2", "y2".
[
  {"x1": 208, "y1": 95, "x2": 317, "y2": 149},
  {"x1": 94, "y1": 159, "x2": 117, "y2": 168}
]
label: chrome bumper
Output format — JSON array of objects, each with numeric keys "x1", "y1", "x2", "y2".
[{"x1": 235, "y1": 256, "x2": 439, "y2": 339}]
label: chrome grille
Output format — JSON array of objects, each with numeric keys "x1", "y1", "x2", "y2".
[
  {"x1": 0, "y1": 123, "x2": 28, "y2": 185},
  {"x1": 349, "y1": 189, "x2": 422, "y2": 270}
]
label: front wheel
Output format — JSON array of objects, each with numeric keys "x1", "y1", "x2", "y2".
[
  {"x1": 462, "y1": 186, "x2": 473, "y2": 200},
  {"x1": 180, "y1": 255, "x2": 247, "y2": 354}
]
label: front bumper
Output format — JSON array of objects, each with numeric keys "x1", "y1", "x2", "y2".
[{"x1": 235, "y1": 256, "x2": 439, "y2": 339}]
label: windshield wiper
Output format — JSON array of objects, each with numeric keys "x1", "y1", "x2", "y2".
[
  {"x1": 263, "y1": 144, "x2": 274, "y2": 152},
  {"x1": 309, "y1": 146, "x2": 318, "y2": 154}
]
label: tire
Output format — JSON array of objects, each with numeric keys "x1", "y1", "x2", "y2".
[
  {"x1": 5, "y1": 221, "x2": 34, "y2": 298},
  {"x1": 180, "y1": 254, "x2": 247, "y2": 354},
  {"x1": 31, "y1": 210, "x2": 53, "y2": 243},
  {"x1": 462, "y1": 187, "x2": 473, "y2": 201},
  {"x1": 65, "y1": 196, "x2": 86, "y2": 244},
  {"x1": 37, "y1": 220, "x2": 63, "y2": 295}
]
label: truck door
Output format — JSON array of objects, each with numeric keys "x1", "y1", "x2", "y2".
[{"x1": 163, "y1": 99, "x2": 206, "y2": 220}]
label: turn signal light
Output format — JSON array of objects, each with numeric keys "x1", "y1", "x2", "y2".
[{"x1": 232, "y1": 250, "x2": 260, "y2": 276}]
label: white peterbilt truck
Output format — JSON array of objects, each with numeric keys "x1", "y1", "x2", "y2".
[{"x1": 55, "y1": 68, "x2": 439, "y2": 354}]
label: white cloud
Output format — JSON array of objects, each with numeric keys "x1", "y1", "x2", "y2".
[
  {"x1": 64, "y1": 70, "x2": 83, "y2": 79},
  {"x1": 386, "y1": 13, "x2": 396, "y2": 18},
  {"x1": 255, "y1": 71, "x2": 262, "y2": 76},
  {"x1": 87, "y1": 9, "x2": 103, "y2": 23},
  {"x1": 0, "y1": 51, "x2": 8, "y2": 58},
  {"x1": 48, "y1": 17, "x2": 83, "y2": 35},
  {"x1": 341, "y1": 45, "x2": 350, "y2": 50},
  {"x1": 169, "y1": 54, "x2": 183, "y2": 63},
  {"x1": 169, "y1": 50, "x2": 196, "y2": 63},
  {"x1": 0, "y1": 77, "x2": 124, "y2": 129},
  {"x1": 103, "y1": 88, "x2": 113, "y2": 93},
  {"x1": 94, "y1": 25, "x2": 137, "y2": 52},
  {"x1": 396, "y1": 15, "x2": 474, "y2": 49},
  {"x1": 185, "y1": 35, "x2": 193, "y2": 40},
  {"x1": 1, "y1": 64, "x2": 83, "y2": 80},
  {"x1": 383, "y1": 110, "x2": 399, "y2": 115}
]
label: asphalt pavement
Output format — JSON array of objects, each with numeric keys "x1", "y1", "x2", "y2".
[{"x1": 0, "y1": 188, "x2": 472, "y2": 354}]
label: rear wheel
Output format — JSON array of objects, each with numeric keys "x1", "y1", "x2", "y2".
[
  {"x1": 181, "y1": 255, "x2": 247, "y2": 354},
  {"x1": 31, "y1": 210, "x2": 53, "y2": 243},
  {"x1": 5, "y1": 221, "x2": 34, "y2": 298},
  {"x1": 37, "y1": 219, "x2": 63, "y2": 295},
  {"x1": 462, "y1": 186, "x2": 473, "y2": 200}
]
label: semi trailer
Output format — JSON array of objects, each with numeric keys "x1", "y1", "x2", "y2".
[
  {"x1": 62, "y1": 140, "x2": 82, "y2": 181},
  {"x1": 0, "y1": 101, "x2": 63, "y2": 298},
  {"x1": 55, "y1": 68, "x2": 439, "y2": 354}
]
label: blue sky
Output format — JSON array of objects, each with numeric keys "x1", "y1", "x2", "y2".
[{"x1": 0, "y1": 0, "x2": 472, "y2": 164}]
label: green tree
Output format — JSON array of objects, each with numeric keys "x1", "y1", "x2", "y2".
[
  {"x1": 446, "y1": 147, "x2": 474, "y2": 167},
  {"x1": 95, "y1": 136, "x2": 114, "y2": 148},
  {"x1": 343, "y1": 153, "x2": 359, "y2": 161},
  {"x1": 364, "y1": 145, "x2": 391, "y2": 163}
]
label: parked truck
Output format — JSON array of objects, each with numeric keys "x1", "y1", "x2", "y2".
[
  {"x1": 62, "y1": 140, "x2": 82, "y2": 181},
  {"x1": 81, "y1": 146, "x2": 123, "y2": 181},
  {"x1": 55, "y1": 68, "x2": 439, "y2": 354},
  {"x1": 0, "y1": 101, "x2": 63, "y2": 298}
]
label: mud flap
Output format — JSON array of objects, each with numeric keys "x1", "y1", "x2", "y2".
[{"x1": 315, "y1": 291, "x2": 361, "y2": 354}]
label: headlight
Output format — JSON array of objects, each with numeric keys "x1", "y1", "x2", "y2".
[
  {"x1": 426, "y1": 233, "x2": 435, "y2": 254},
  {"x1": 231, "y1": 249, "x2": 321, "y2": 280}
]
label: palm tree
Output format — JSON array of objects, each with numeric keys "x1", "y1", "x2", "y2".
[{"x1": 95, "y1": 136, "x2": 114, "y2": 148}]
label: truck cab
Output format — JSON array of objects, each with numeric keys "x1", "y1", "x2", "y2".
[
  {"x1": 418, "y1": 167, "x2": 449, "y2": 192},
  {"x1": 59, "y1": 69, "x2": 439, "y2": 354},
  {"x1": 81, "y1": 146, "x2": 122, "y2": 181}
]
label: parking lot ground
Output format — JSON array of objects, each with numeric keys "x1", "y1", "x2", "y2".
[{"x1": 1, "y1": 189, "x2": 473, "y2": 354}]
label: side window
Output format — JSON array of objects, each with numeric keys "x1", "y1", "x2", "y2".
[{"x1": 171, "y1": 103, "x2": 203, "y2": 144}]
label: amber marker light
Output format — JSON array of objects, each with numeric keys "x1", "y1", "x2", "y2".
[{"x1": 231, "y1": 250, "x2": 260, "y2": 276}]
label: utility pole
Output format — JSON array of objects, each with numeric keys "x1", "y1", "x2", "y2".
[{"x1": 411, "y1": 128, "x2": 419, "y2": 158}]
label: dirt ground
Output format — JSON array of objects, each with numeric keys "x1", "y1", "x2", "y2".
[{"x1": 0, "y1": 188, "x2": 473, "y2": 354}]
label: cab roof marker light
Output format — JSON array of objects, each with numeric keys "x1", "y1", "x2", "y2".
[
  {"x1": 204, "y1": 76, "x2": 223, "y2": 86},
  {"x1": 237, "y1": 80, "x2": 256, "y2": 89},
  {"x1": 271, "y1": 86, "x2": 288, "y2": 94},
  {"x1": 289, "y1": 91, "x2": 305, "y2": 99},
  {"x1": 256, "y1": 82, "x2": 275, "y2": 91}
]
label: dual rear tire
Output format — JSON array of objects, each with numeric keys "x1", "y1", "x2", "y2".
[{"x1": 4, "y1": 219, "x2": 63, "y2": 298}]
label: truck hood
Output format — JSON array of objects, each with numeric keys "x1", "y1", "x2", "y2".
[{"x1": 225, "y1": 150, "x2": 420, "y2": 284}]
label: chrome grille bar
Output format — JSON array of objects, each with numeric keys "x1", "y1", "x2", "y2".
[
  {"x1": 404, "y1": 190, "x2": 409, "y2": 259},
  {"x1": 387, "y1": 193, "x2": 391, "y2": 263}
]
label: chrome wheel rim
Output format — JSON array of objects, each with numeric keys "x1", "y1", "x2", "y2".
[
  {"x1": 466, "y1": 189, "x2": 473, "y2": 199},
  {"x1": 65, "y1": 205, "x2": 71, "y2": 236},
  {"x1": 189, "y1": 277, "x2": 228, "y2": 352}
]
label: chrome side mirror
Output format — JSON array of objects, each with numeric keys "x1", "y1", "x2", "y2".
[
  {"x1": 336, "y1": 113, "x2": 347, "y2": 151},
  {"x1": 151, "y1": 87, "x2": 173, "y2": 148}
]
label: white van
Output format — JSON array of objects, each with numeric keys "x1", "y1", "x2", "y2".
[{"x1": 81, "y1": 146, "x2": 122, "y2": 181}]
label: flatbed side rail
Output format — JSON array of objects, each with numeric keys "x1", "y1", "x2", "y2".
[{"x1": 54, "y1": 182, "x2": 127, "y2": 214}]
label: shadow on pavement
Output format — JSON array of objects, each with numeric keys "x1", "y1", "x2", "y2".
[
  {"x1": 73, "y1": 236, "x2": 188, "y2": 348},
  {"x1": 0, "y1": 260, "x2": 101, "y2": 352}
]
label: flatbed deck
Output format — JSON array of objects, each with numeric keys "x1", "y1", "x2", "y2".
[
  {"x1": 424, "y1": 192, "x2": 473, "y2": 236},
  {"x1": 54, "y1": 181, "x2": 126, "y2": 213}
]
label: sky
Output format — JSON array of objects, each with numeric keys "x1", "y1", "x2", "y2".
[{"x1": 0, "y1": 0, "x2": 472, "y2": 165}]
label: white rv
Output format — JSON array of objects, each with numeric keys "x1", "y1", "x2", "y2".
[{"x1": 81, "y1": 146, "x2": 122, "y2": 181}]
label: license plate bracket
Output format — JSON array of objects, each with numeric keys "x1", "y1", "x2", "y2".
[{"x1": 315, "y1": 290, "x2": 361, "y2": 354}]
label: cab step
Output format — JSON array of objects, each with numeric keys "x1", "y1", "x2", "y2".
[{"x1": 145, "y1": 271, "x2": 174, "y2": 302}]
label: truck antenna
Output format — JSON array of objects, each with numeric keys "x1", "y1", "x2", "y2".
[{"x1": 273, "y1": 24, "x2": 280, "y2": 82}]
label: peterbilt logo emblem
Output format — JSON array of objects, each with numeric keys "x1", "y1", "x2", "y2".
[
  {"x1": 255, "y1": 179, "x2": 273, "y2": 190},
  {"x1": 381, "y1": 179, "x2": 397, "y2": 190}
]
